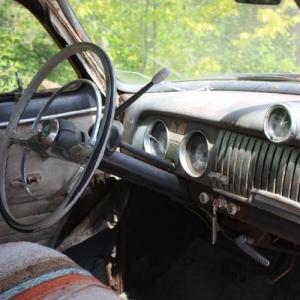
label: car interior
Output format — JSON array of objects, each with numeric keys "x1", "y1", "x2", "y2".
[{"x1": 2, "y1": 0, "x2": 300, "y2": 299}]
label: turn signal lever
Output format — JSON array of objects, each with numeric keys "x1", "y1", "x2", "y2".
[
  {"x1": 114, "y1": 67, "x2": 171, "y2": 118},
  {"x1": 89, "y1": 67, "x2": 171, "y2": 135},
  {"x1": 90, "y1": 68, "x2": 173, "y2": 169}
]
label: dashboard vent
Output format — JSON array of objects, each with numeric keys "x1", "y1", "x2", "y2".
[{"x1": 214, "y1": 130, "x2": 300, "y2": 202}]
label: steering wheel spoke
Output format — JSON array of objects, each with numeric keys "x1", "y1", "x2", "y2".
[{"x1": 9, "y1": 131, "x2": 33, "y2": 148}]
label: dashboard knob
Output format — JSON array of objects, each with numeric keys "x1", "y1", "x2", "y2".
[
  {"x1": 199, "y1": 192, "x2": 213, "y2": 204},
  {"x1": 227, "y1": 203, "x2": 240, "y2": 215}
]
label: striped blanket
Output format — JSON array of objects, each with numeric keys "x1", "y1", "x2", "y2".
[{"x1": 0, "y1": 242, "x2": 120, "y2": 299}]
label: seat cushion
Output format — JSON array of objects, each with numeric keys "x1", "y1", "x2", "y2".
[{"x1": 0, "y1": 241, "x2": 120, "y2": 299}]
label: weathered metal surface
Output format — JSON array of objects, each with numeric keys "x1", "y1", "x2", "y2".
[{"x1": 122, "y1": 90, "x2": 300, "y2": 146}]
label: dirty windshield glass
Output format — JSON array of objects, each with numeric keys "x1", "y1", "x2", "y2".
[
  {"x1": 70, "y1": 0, "x2": 300, "y2": 83},
  {"x1": 0, "y1": 0, "x2": 77, "y2": 92}
]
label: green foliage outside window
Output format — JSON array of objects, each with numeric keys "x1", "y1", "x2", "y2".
[
  {"x1": 0, "y1": 0, "x2": 76, "y2": 92},
  {"x1": 1, "y1": 0, "x2": 300, "y2": 92},
  {"x1": 70, "y1": 0, "x2": 300, "y2": 82}
]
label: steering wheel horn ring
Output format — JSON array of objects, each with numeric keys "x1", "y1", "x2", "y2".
[{"x1": 0, "y1": 43, "x2": 116, "y2": 232}]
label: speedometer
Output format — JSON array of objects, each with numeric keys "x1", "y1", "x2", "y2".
[
  {"x1": 179, "y1": 131, "x2": 209, "y2": 177},
  {"x1": 144, "y1": 120, "x2": 169, "y2": 159}
]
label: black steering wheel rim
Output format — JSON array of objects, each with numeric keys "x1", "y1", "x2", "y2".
[{"x1": 0, "y1": 42, "x2": 116, "y2": 232}]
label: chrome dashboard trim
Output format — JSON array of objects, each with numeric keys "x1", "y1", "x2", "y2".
[
  {"x1": 0, "y1": 107, "x2": 97, "y2": 128},
  {"x1": 249, "y1": 189, "x2": 300, "y2": 225},
  {"x1": 212, "y1": 188, "x2": 248, "y2": 202},
  {"x1": 251, "y1": 189, "x2": 300, "y2": 210}
]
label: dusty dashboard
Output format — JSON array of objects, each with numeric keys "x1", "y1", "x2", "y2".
[{"x1": 122, "y1": 88, "x2": 300, "y2": 237}]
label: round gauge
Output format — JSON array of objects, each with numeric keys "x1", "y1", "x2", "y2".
[
  {"x1": 144, "y1": 120, "x2": 169, "y2": 159},
  {"x1": 179, "y1": 131, "x2": 209, "y2": 177},
  {"x1": 264, "y1": 104, "x2": 295, "y2": 143}
]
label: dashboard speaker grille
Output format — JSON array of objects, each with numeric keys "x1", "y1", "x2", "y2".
[{"x1": 214, "y1": 130, "x2": 300, "y2": 202}]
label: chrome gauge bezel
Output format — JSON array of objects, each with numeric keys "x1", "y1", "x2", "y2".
[
  {"x1": 179, "y1": 130, "x2": 209, "y2": 178},
  {"x1": 36, "y1": 119, "x2": 59, "y2": 149},
  {"x1": 144, "y1": 119, "x2": 169, "y2": 159},
  {"x1": 264, "y1": 104, "x2": 296, "y2": 143}
]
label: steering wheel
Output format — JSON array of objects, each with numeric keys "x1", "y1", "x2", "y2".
[{"x1": 0, "y1": 43, "x2": 116, "y2": 232}]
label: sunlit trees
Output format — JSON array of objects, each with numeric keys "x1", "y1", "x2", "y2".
[
  {"x1": 70, "y1": 0, "x2": 300, "y2": 80},
  {"x1": 1, "y1": 0, "x2": 300, "y2": 91},
  {"x1": 0, "y1": 0, "x2": 76, "y2": 92}
]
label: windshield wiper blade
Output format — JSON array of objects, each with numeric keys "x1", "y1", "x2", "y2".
[{"x1": 234, "y1": 73, "x2": 300, "y2": 82}]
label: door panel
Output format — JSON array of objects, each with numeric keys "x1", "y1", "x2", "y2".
[{"x1": 0, "y1": 112, "x2": 96, "y2": 247}]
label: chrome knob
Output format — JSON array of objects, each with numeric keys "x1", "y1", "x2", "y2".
[
  {"x1": 199, "y1": 192, "x2": 213, "y2": 204},
  {"x1": 227, "y1": 202, "x2": 240, "y2": 215}
]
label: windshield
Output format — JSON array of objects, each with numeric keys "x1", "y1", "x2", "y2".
[{"x1": 69, "y1": 0, "x2": 300, "y2": 83}]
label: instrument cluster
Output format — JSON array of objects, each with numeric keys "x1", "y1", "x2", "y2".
[{"x1": 137, "y1": 117, "x2": 212, "y2": 179}]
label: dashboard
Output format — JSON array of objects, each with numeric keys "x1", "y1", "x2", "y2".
[{"x1": 122, "y1": 88, "x2": 300, "y2": 241}]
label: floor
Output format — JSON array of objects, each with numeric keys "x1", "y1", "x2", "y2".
[{"x1": 121, "y1": 237, "x2": 300, "y2": 300}]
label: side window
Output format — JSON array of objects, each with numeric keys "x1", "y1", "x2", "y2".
[{"x1": 0, "y1": 0, "x2": 77, "y2": 93}]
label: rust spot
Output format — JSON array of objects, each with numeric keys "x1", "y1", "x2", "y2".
[
  {"x1": 26, "y1": 174, "x2": 43, "y2": 184},
  {"x1": 10, "y1": 173, "x2": 42, "y2": 187},
  {"x1": 177, "y1": 123, "x2": 188, "y2": 135},
  {"x1": 170, "y1": 122, "x2": 177, "y2": 133},
  {"x1": 76, "y1": 30, "x2": 85, "y2": 38}
]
